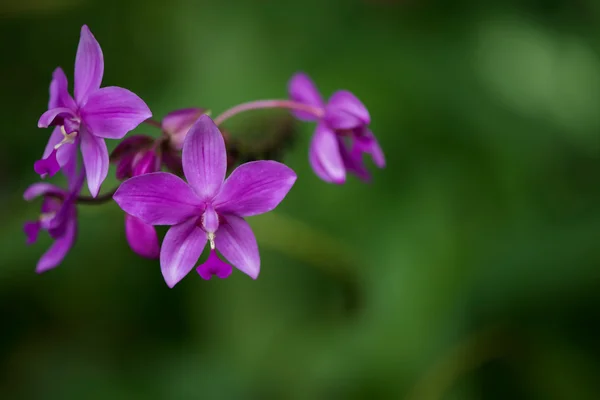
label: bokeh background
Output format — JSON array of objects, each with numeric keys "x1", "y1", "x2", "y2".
[{"x1": 1, "y1": 0, "x2": 600, "y2": 398}]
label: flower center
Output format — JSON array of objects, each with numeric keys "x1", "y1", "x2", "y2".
[{"x1": 54, "y1": 124, "x2": 78, "y2": 151}]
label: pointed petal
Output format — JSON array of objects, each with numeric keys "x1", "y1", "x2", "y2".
[
  {"x1": 324, "y1": 90, "x2": 370, "y2": 130},
  {"x1": 80, "y1": 130, "x2": 108, "y2": 197},
  {"x1": 131, "y1": 149, "x2": 159, "y2": 176},
  {"x1": 49, "y1": 67, "x2": 76, "y2": 110},
  {"x1": 36, "y1": 216, "x2": 77, "y2": 273},
  {"x1": 160, "y1": 218, "x2": 207, "y2": 288},
  {"x1": 288, "y1": 72, "x2": 324, "y2": 121},
  {"x1": 80, "y1": 86, "x2": 152, "y2": 139},
  {"x1": 38, "y1": 107, "x2": 77, "y2": 128},
  {"x1": 113, "y1": 172, "x2": 203, "y2": 225},
  {"x1": 214, "y1": 160, "x2": 297, "y2": 217},
  {"x1": 23, "y1": 183, "x2": 65, "y2": 201},
  {"x1": 356, "y1": 129, "x2": 385, "y2": 168},
  {"x1": 309, "y1": 124, "x2": 346, "y2": 184},
  {"x1": 162, "y1": 108, "x2": 206, "y2": 150},
  {"x1": 215, "y1": 215, "x2": 260, "y2": 279},
  {"x1": 182, "y1": 115, "x2": 226, "y2": 198},
  {"x1": 125, "y1": 214, "x2": 160, "y2": 259},
  {"x1": 24, "y1": 221, "x2": 41, "y2": 245},
  {"x1": 196, "y1": 249, "x2": 233, "y2": 280},
  {"x1": 74, "y1": 25, "x2": 104, "y2": 105}
]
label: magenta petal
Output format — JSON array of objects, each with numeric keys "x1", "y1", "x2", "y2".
[
  {"x1": 160, "y1": 218, "x2": 207, "y2": 288},
  {"x1": 309, "y1": 124, "x2": 346, "y2": 184},
  {"x1": 38, "y1": 107, "x2": 77, "y2": 128},
  {"x1": 74, "y1": 25, "x2": 104, "y2": 105},
  {"x1": 324, "y1": 90, "x2": 370, "y2": 130},
  {"x1": 23, "y1": 183, "x2": 65, "y2": 201},
  {"x1": 215, "y1": 215, "x2": 260, "y2": 279},
  {"x1": 115, "y1": 153, "x2": 134, "y2": 180},
  {"x1": 356, "y1": 130, "x2": 385, "y2": 168},
  {"x1": 132, "y1": 150, "x2": 159, "y2": 176},
  {"x1": 214, "y1": 160, "x2": 297, "y2": 217},
  {"x1": 80, "y1": 130, "x2": 108, "y2": 197},
  {"x1": 113, "y1": 172, "x2": 203, "y2": 225},
  {"x1": 196, "y1": 249, "x2": 232, "y2": 280},
  {"x1": 288, "y1": 72, "x2": 324, "y2": 121},
  {"x1": 24, "y1": 221, "x2": 41, "y2": 245},
  {"x1": 80, "y1": 86, "x2": 152, "y2": 139},
  {"x1": 162, "y1": 108, "x2": 206, "y2": 150},
  {"x1": 182, "y1": 115, "x2": 226, "y2": 199},
  {"x1": 34, "y1": 149, "x2": 61, "y2": 178},
  {"x1": 338, "y1": 138, "x2": 371, "y2": 182},
  {"x1": 125, "y1": 214, "x2": 160, "y2": 259},
  {"x1": 36, "y1": 217, "x2": 77, "y2": 274},
  {"x1": 49, "y1": 67, "x2": 76, "y2": 110}
]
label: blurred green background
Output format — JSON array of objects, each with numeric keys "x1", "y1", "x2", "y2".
[{"x1": 1, "y1": 0, "x2": 600, "y2": 398}]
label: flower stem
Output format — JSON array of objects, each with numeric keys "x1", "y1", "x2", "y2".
[
  {"x1": 213, "y1": 100, "x2": 324, "y2": 126},
  {"x1": 76, "y1": 188, "x2": 117, "y2": 205},
  {"x1": 143, "y1": 118, "x2": 162, "y2": 129}
]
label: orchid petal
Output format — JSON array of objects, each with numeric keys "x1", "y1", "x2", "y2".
[
  {"x1": 74, "y1": 25, "x2": 104, "y2": 105},
  {"x1": 38, "y1": 107, "x2": 77, "y2": 128},
  {"x1": 162, "y1": 108, "x2": 206, "y2": 150},
  {"x1": 338, "y1": 137, "x2": 371, "y2": 182},
  {"x1": 196, "y1": 249, "x2": 232, "y2": 280},
  {"x1": 23, "y1": 183, "x2": 65, "y2": 201},
  {"x1": 309, "y1": 124, "x2": 346, "y2": 184},
  {"x1": 288, "y1": 72, "x2": 324, "y2": 121},
  {"x1": 24, "y1": 221, "x2": 41, "y2": 245},
  {"x1": 115, "y1": 153, "x2": 134, "y2": 181},
  {"x1": 125, "y1": 214, "x2": 160, "y2": 259},
  {"x1": 355, "y1": 129, "x2": 385, "y2": 168},
  {"x1": 80, "y1": 86, "x2": 152, "y2": 139},
  {"x1": 324, "y1": 90, "x2": 370, "y2": 130},
  {"x1": 49, "y1": 67, "x2": 76, "y2": 110},
  {"x1": 215, "y1": 215, "x2": 260, "y2": 279},
  {"x1": 160, "y1": 218, "x2": 207, "y2": 288},
  {"x1": 80, "y1": 130, "x2": 108, "y2": 197},
  {"x1": 132, "y1": 150, "x2": 159, "y2": 176},
  {"x1": 182, "y1": 115, "x2": 226, "y2": 199},
  {"x1": 34, "y1": 149, "x2": 61, "y2": 178},
  {"x1": 36, "y1": 216, "x2": 77, "y2": 274},
  {"x1": 214, "y1": 160, "x2": 297, "y2": 217},
  {"x1": 113, "y1": 172, "x2": 203, "y2": 225}
]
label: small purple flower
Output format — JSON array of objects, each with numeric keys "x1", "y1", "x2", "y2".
[
  {"x1": 24, "y1": 159, "x2": 83, "y2": 273},
  {"x1": 113, "y1": 115, "x2": 297, "y2": 287},
  {"x1": 36, "y1": 25, "x2": 152, "y2": 197},
  {"x1": 288, "y1": 72, "x2": 385, "y2": 184}
]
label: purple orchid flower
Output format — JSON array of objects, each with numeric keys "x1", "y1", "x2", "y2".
[
  {"x1": 288, "y1": 72, "x2": 385, "y2": 184},
  {"x1": 113, "y1": 115, "x2": 297, "y2": 287},
  {"x1": 24, "y1": 158, "x2": 84, "y2": 273},
  {"x1": 36, "y1": 25, "x2": 152, "y2": 197}
]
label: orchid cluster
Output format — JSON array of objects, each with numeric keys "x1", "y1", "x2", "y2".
[{"x1": 24, "y1": 25, "x2": 385, "y2": 287}]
